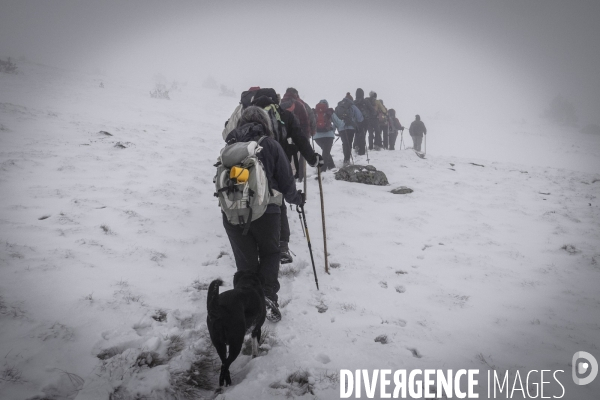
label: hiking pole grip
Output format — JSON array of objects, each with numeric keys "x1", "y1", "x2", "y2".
[
  {"x1": 317, "y1": 167, "x2": 329, "y2": 274},
  {"x1": 297, "y1": 204, "x2": 319, "y2": 290}
]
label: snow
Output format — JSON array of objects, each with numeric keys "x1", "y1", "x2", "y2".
[{"x1": 1, "y1": 62, "x2": 600, "y2": 399}]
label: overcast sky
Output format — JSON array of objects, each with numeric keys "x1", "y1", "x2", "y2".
[{"x1": 1, "y1": 0, "x2": 599, "y2": 126}]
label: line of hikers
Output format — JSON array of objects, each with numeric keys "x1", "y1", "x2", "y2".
[{"x1": 216, "y1": 86, "x2": 427, "y2": 322}]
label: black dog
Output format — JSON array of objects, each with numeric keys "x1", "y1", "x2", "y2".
[{"x1": 206, "y1": 271, "x2": 266, "y2": 386}]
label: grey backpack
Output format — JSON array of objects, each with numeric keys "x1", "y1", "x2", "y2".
[{"x1": 214, "y1": 137, "x2": 282, "y2": 234}]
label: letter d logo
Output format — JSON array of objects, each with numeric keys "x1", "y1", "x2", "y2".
[{"x1": 572, "y1": 351, "x2": 598, "y2": 385}]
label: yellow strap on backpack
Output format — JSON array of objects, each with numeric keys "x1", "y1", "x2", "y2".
[{"x1": 230, "y1": 166, "x2": 249, "y2": 183}]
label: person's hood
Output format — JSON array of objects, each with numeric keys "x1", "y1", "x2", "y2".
[
  {"x1": 251, "y1": 88, "x2": 278, "y2": 108},
  {"x1": 340, "y1": 97, "x2": 354, "y2": 105},
  {"x1": 355, "y1": 88, "x2": 364, "y2": 101},
  {"x1": 282, "y1": 91, "x2": 299, "y2": 101},
  {"x1": 318, "y1": 99, "x2": 329, "y2": 107},
  {"x1": 388, "y1": 109, "x2": 396, "y2": 117},
  {"x1": 415, "y1": 114, "x2": 421, "y2": 121},
  {"x1": 225, "y1": 122, "x2": 267, "y2": 144}
]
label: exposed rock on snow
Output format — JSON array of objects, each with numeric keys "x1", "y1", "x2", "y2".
[
  {"x1": 334, "y1": 164, "x2": 389, "y2": 186},
  {"x1": 391, "y1": 186, "x2": 413, "y2": 194}
]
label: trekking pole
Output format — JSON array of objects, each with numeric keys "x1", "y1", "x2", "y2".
[
  {"x1": 303, "y1": 158, "x2": 307, "y2": 195},
  {"x1": 400, "y1": 129, "x2": 405, "y2": 150},
  {"x1": 296, "y1": 204, "x2": 320, "y2": 289},
  {"x1": 365, "y1": 127, "x2": 370, "y2": 164},
  {"x1": 317, "y1": 167, "x2": 329, "y2": 274},
  {"x1": 298, "y1": 211, "x2": 306, "y2": 237},
  {"x1": 424, "y1": 134, "x2": 427, "y2": 156}
]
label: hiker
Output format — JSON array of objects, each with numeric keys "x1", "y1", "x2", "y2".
[
  {"x1": 366, "y1": 91, "x2": 388, "y2": 150},
  {"x1": 387, "y1": 109, "x2": 404, "y2": 150},
  {"x1": 222, "y1": 106, "x2": 305, "y2": 321},
  {"x1": 222, "y1": 86, "x2": 261, "y2": 140},
  {"x1": 251, "y1": 88, "x2": 323, "y2": 264},
  {"x1": 354, "y1": 88, "x2": 376, "y2": 156},
  {"x1": 313, "y1": 100, "x2": 339, "y2": 172},
  {"x1": 409, "y1": 114, "x2": 427, "y2": 152},
  {"x1": 280, "y1": 88, "x2": 315, "y2": 182},
  {"x1": 332, "y1": 93, "x2": 363, "y2": 166}
]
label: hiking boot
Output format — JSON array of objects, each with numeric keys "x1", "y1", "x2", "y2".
[
  {"x1": 343, "y1": 160, "x2": 350, "y2": 167},
  {"x1": 280, "y1": 241, "x2": 293, "y2": 264},
  {"x1": 374, "y1": 145, "x2": 382, "y2": 151},
  {"x1": 265, "y1": 297, "x2": 281, "y2": 322}
]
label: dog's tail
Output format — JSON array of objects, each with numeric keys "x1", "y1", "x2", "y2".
[{"x1": 207, "y1": 279, "x2": 223, "y2": 319}]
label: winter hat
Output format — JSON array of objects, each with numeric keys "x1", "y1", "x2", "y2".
[
  {"x1": 369, "y1": 91, "x2": 377, "y2": 99},
  {"x1": 319, "y1": 99, "x2": 329, "y2": 107},
  {"x1": 356, "y1": 88, "x2": 364, "y2": 101},
  {"x1": 285, "y1": 87, "x2": 299, "y2": 98},
  {"x1": 238, "y1": 106, "x2": 273, "y2": 137},
  {"x1": 345, "y1": 92, "x2": 353, "y2": 101},
  {"x1": 388, "y1": 109, "x2": 395, "y2": 117},
  {"x1": 248, "y1": 86, "x2": 260, "y2": 91},
  {"x1": 253, "y1": 88, "x2": 279, "y2": 104},
  {"x1": 415, "y1": 114, "x2": 420, "y2": 120}
]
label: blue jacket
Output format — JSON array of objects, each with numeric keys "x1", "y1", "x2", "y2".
[{"x1": 332, "y1": 103, "x2": 363, "y2": 131}]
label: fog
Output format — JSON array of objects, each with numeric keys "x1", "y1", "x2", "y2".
[{"x1": 1, "y1": 0, "x2": 599, "y2": 126}]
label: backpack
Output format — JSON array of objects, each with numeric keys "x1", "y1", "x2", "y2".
[
  {"x1": 221, "y1": 90, "x2": 259, "y2": 140},
  {"x1": 263, "y1": 104, "x2": 288, "y2": 146},
  {"x1": 335, "y1": 98, "x2": 355, "y2": 126},
  {"x1": 303, "y1": 101, "x2": 316, "y2": 136},
  {"x1": 315, "y1": 103, "x2": 333, "y2": 132},
  {"x1": 214, "y1": 136, "x2": 282, "y2": 234},
  {"x1": 355, "y1": 98, "x2": 374, "y2": 121},
  {"x1": 376, "y1": 99, "x2": 388, "y2": 125}
]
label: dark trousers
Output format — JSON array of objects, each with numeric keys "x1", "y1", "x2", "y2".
[
  {"x1": 356, "y1": 121, "x2": 367, "y2": 155},
  {"x1": 411, "y1": 134, "x2": 423, "y2": 152},
  {"x1": 381, "y1": 124, "x2": 389, "y2": 149},
  {"x1": 223, "y1": 212, "x2": 281, "y2": 302},
  {"x1": 340, "y1": 129, "x2": 355, "y2": 162},
  {"x1": 367, "y1": 120, "x2": 378, "y2": 149},
  {"x1": 314, "y1": 137, "x2": 336, "y2": 170},
  {"x1": 388, "y1": 131, "x2": 399, "y2": 150},
  {"x1": 375, "y1": 123, "x2": 385, "y2": 148}
]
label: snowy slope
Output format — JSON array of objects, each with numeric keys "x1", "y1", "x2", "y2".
[{"x1": 1, "y1": 63, "x2": 599, "y2": 400}]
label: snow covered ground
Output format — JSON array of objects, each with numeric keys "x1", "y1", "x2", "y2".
[{"x1": 1, "y1": 62, "x2": 599, "y2": 399}]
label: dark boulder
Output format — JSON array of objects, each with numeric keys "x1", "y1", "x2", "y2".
[
  {"x1": 391, "y1": 186, "x2": 413, "y2": 194},
  {"x1": 334, "y1": 165, "x2": 389, "y2": 186}
]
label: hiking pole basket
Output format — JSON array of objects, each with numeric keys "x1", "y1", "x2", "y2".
[{"x1": 296, "y1": 204, "x2": 320, "y2": 289}]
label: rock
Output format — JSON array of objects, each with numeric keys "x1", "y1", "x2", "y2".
[
  {"x1": 391, "y1": 186, "x2": 413, "y2": 194},
  {"x1": 334, "y1": 165, "x2": 389, "y2": 186}
]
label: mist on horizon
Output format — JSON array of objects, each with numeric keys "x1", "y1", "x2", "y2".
[{"x1": 1, "y1": 0, "x2": 599, "y2": 128}]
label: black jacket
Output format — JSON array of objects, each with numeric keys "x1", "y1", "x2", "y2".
[
  {"x1": 409, "y1": 119, "x2": 427, "y2": 136},
  {"x1": 225, "y1": 123, "x2": 302, "y2": 209},
  {"x1": 354, "y1": 88, "x2": 376, "y2": 121},
  {"x1": 251, "y1": 90, "x2": 317, "y2": 166}
]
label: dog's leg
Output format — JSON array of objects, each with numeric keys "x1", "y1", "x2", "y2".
[
  {"x1": 251, "y1": 325, "x2": 261, "y2": 358},
  {"x1": 251, "y1": 336, "x2": 259, "y2": 358}
]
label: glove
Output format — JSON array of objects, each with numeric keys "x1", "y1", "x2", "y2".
[
  {"x1": 309, "y1": 153, "x2": 325, "y2": 169},
  {"x1": 296, "y1": 190, "x2": 306, "y2": 207}
]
